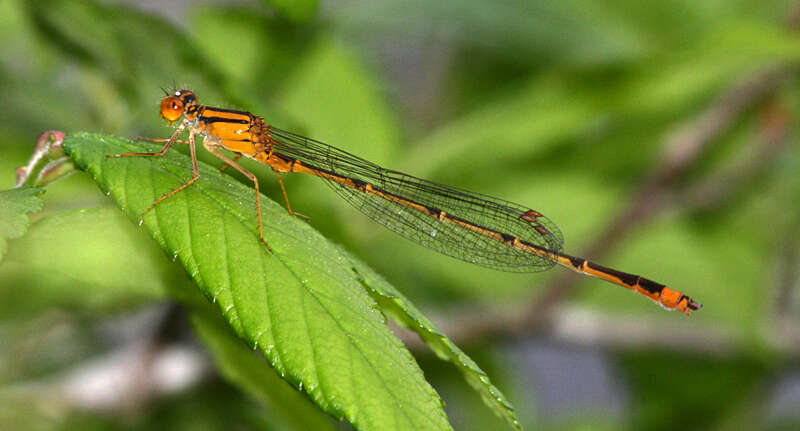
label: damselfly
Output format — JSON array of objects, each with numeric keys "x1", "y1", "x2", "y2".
[{"x1": 108, "y1": 89, "x2": 702, "y2": 314}]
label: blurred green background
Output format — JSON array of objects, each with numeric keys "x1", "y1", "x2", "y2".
[{"x1": 1, "y1": 0, "x2": 799, "y2": 429}]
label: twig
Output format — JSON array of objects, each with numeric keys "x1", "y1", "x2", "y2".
[{"x1": 15, "y1": 130, "x2": 75, "y2": 188}]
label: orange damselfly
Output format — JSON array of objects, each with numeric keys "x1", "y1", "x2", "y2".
[{"x1": 108, "y1": 89, "x2": 702, "y2": 314}]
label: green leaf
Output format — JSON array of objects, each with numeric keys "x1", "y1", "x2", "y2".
[
  {"x1": 343, "y1": 249, "x2": 523, "y2": 430},
  {"x1": 191, "y1": 305, "x2": 337, "y2": 431},
  {"x1": 63, "y1": 133, "x2": 453, "y2": 431},
  {"x1": 0, "y1": 187, "x2": 44, "y2": 261}
]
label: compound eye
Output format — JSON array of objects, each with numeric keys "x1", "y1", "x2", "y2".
[{"x1": 160, "y1": 96, "x2": 184, "y2": 122}]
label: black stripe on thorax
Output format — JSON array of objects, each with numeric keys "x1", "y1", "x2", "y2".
[{"x1": 200, "y1": 116, "x2": 250, "y2": 125}]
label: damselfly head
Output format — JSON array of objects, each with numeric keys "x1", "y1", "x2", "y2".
[{"x1": 159, "y1": 90, "x2": 197, "y2": 124}]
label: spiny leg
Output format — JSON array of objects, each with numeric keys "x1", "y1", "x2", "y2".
[
  {"x1": 107, "y1": 123, "x2": 186, "y2": 159},
  {"x1": 219, "y1": 152, "x2": 243, "y2": 172},
  {"x1": 275, "y1": 171, "x2": 309, "y2": 220},
  {"x1": 204, "y1": 142, "x2": 272, "y2": 252},
  {"x1": 141, "y1": 130, "x2": 201, "y2": 216}
]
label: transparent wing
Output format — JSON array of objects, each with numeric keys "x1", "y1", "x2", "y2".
[{"x1": 269, "y1": 127, "x2": 564, "y2": 272}]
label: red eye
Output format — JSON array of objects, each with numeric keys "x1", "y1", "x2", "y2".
[{"x1": 160, "y1": 96, "x2": 184, "y2": 122}]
